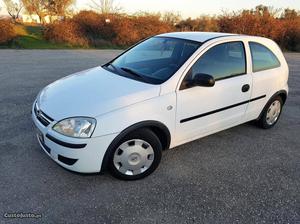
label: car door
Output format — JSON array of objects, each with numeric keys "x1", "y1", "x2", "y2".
[{"x1": 175, "y1": 41, "x2": 252, "y2": 144}]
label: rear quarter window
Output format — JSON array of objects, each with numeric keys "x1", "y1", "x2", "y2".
[{"x1": 249, "y1": 42, "x2": 280, "y2": 72}]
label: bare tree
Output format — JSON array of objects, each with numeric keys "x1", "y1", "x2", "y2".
[
  {"x1": 254, "y1": 4, "x2": 280, "y2": 17},
  {"x1": 281, "y1": 8, "x2": 298, "y2": 19},
  {"x1": 46, "y1": 0, "x2": 74, "y2": 17},
  {"x1": 162, "y1": 11, "x2": 182, "y2": 26},
  {"x1": 21, "y1": 0, "x2": 47, "y2": 23},
  {"x1": 3, "y1": 0, "x2": 23, "y2": 22},
  {"x1": 90, "y1": 0, "x2": 122, "y2": 14}
]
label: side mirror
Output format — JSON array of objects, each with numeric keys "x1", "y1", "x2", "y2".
[{"x1": 193, "y1": 73, "x2": 215, "y2": 87}]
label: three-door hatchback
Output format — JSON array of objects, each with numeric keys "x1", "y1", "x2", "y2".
[{"x1": 32, "y1": 32, "x2": 289, "y2": 180}]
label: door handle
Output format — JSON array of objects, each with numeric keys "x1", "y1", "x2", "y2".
[{"x1": 242, "y1": 84, "x2": 250, "y2": 92}]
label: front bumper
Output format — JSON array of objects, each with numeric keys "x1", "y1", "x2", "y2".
[{"x1": 31, "y1": 103, "x2": 118, "y2": 173}]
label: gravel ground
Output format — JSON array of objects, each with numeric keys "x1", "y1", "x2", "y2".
[{"x1": 0, "y1": 50, "x2": 299, "y2": 224}]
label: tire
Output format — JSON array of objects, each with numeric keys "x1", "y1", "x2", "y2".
[
  {"x1": 257, "y1": 96, "x2": 283, "y2": 129},
  {"x1": 108, "y1": 128, "x2": 162, "y2": 180}
]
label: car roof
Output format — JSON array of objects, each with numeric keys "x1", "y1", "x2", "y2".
[{"x1": 157, "y1": 32, "x2": 238, "y2": 43}]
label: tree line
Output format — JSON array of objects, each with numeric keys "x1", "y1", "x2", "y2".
[
  {"x1": 0, "y1": 1, "x2": 299, "y2": 51},
  {"x1": 2, "y1": 0, "x2": 74, "y2": 23},
  {"x1": 1, "y1": 0, "x2": 122, "y2": 23}
]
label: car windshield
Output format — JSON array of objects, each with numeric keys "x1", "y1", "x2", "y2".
[{"x1": 103, "y1": 37, "x2": 201, "y2": 84}]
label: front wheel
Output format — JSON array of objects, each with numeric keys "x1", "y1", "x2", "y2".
[
  {"x1": 108, "y1": 129, "x2": 162, "y2": 180},
  {"x1": 257, "y1": 96, "x2": 283, "y2": 129}
]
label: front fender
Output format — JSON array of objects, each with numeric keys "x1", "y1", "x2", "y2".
[{"x1": 93, "y1": 93, "x2": 176, "y2": 140}]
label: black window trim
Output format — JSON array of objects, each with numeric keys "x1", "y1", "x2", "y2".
[
  {"x1": 179, "y1": 40, "x2": 248, "y2": 90},
  {"x1": 249, "y1": 41, "x2": 281, "y2": 73}
]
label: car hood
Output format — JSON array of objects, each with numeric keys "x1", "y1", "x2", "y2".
[{"x1": 37, "y1": 66, "x2": 160, "y2": 120}]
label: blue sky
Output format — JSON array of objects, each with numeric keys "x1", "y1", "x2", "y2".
[{"x1": 1, "y1": 0, "x2": 299, "y2": 18}]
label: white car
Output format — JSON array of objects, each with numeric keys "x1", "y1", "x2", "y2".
[{"x1": 32, "y1": 32, "x2": 289, "y2": 180}]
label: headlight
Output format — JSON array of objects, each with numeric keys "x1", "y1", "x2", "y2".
[{"x1": 53, "y1": 117, "x2": 96, "y2": 138}]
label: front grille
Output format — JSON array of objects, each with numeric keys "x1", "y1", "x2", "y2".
[{"x1": 34, "y1": 103, "x2": 54, "y2": 127}]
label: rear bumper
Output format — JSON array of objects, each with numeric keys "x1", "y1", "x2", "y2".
[{"x1": 32, "y1": 103, "x2": 118, "y2": 173}]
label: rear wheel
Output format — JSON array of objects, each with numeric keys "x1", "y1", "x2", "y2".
[
  {"x1": 257, "y1": 96, "x2": 283, "y2": 129},
  {"x1": 108, "y1": 129, "x2": 162, "y2": 180}
]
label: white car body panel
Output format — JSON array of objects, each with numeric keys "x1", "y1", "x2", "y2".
[
  {"x1": 32, "y1": 32, "x2": 289, "y2": 173},
  {"x1": 175, "y1": 74, "x2": 252, "y2": 144},
  {"x1": 94, "y1": 93, "x2": 176, "y2": 138},
  {"x1": 38, "y1": 66, "x2": 160, "y2": 119},
  {"x1": 244, "y1": 37, "x2": 289, "y2": 121},
  {"x1": 32, "y1": 104, "x2": 119, "y2": 173}
]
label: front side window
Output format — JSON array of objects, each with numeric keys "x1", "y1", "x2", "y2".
[
  {"x1": 249, "y1": 42, "x2": 280, "y2": 72},
  {"x1": 103, "y1": 37, "x2": 201, "y2": 84},
  {"x1": 181, "y1": 41, "x2": 246, "y2": 89}
]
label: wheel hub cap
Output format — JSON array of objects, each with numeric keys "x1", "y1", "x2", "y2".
[
  {"x1": 129, "y1": 153, "x2": 141, "y2": 165},
  {"x1": 113, "y1": 139, "x2": 154, "y2": 176},
  {"x1": 266, "y1": 100, "x2": 281, "y2": 125}
]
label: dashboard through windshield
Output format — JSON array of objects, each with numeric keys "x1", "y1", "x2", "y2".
[{"x1": 103, "y1": 37, "x2": 201, "y2": 84}]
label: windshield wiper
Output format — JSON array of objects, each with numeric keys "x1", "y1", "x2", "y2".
[
  {"x1": 120, "y1": 67, "x2": 144, "y2": 79},
  {"x1": 104, "y1": 62, "x2": 119, "y2": 72}
]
